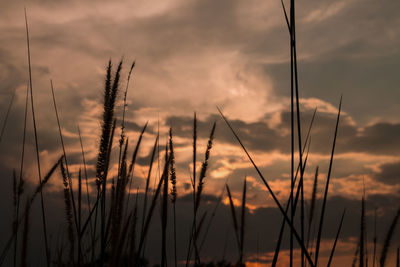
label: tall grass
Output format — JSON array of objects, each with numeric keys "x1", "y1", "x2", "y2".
[
  {"x1": 2, "y1": 3, "x2": 400, "y2": 266},
  {"x1": 24, "y1": 9, "x2": 50, "y2": 266},
  {"x1": 379, "y1": 206, "x2": 400, "y2": 266}
]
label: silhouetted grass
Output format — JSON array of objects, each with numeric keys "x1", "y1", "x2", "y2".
[
  {"x1": 25, "y1": 9, "x2": 50, "y2": 265},
  {"x1": 2, "y1": 3, "x2": 399, "y2": 267},
  {"x1": 380, "y1": 206, "x2": 400, "y2": 266}
]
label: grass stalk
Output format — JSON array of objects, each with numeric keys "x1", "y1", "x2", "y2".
[
  {"x1": 218, "y1": 107, "x2": 315, "y2": 267},
  {"x1": 124, "y1": 122, "x2": 148, "y2": 218},
  {"x1": 161, "y1": 142, "x2": 169, "y2": 267},
  {"x1": 50, "y1": 80, "x2": 80, "y2": 238},
  {"x1": 360, "y1": 196, "x2": 365, "y2": 267},
  {"x1": 373, "y1": 208, "x2": 377, "y2": 267},
  {"x1": 13, "y1": 84, "x2": 29, "y2": 267},
  {"x1": 306, "y1": 166, "x2": 319, "y2": 249},
  {"x1": 169, "y1": 128, "x2": 178, "y2": 267},
  {"x1": 20, "y1": 199, "x2": 30, "y2": 267},
  {"x1": 327, "y1": 209, "x2": 346, "y2": 267},
  {"x1": 379, "y1": 206, "x2": 400, "y2": 266},
  {"x1": 137, "y1": 153, "x2": 171, "y2": 259},
  {"x1": 140, "y1": 135, "x2": 159, "y2": 241},
  {"x1": 226, "y1": 184, "x2": 240, "y2": 255},
  {"x1": 314, "y1": 95, "x2": 342, "y2": 265},
  {"x1": 24, "y1": 9, "x2": 50, "y2": 265},
  {"x1": 239, "y1": 177, "x2": 247, "y2": 266}
]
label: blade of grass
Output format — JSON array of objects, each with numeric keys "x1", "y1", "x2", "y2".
[
  {"x1": 137, "y1": 153, "x2": 171, "y2": 258},
  {"x1": 51, "y1": 80, "x2": 79, "y2": 234},
  {"x1": 118, "y1": 61, "x2": 135, "y2": 182},
  {"x1": 60, "y1": 158, "x2": 75, "y2": 264},
  {"x1": 327, "y1": 209, "x2": 346, "y2": 267},
  {"x1": 314, "y1": 95, "x2": 342, "y2": 265},
  {"x1": 360, "y1": 196, "x2": 365, "y2": 267},
  {"x1": 20, "y1": 199, "x2": 30, "y2": 267},
  {"x1": 271, "y1": 140, "x2": 311, "y2": 267},
  {"x1": 306, "y1": 166, "x2": 319, "y2": 250},
  {"x1": 161, "y1": 141, "x2": 169, "y2": 267},
  {"x1": 264, "y1": 109, "x2": 314, "y2": 267},
  {"x1": 125, "y1": 122, "x2": 148, "y2": 217},
  {"x1": 0, "y1": 156, "x2": 62, "y2": 266},
  {"x1": 24, "y1": 9, "x2": 50, "y2": 265},
  {"x1": 140, "y1": 135, "x2": 159, "y2": 240},
  {"x1": 77, "y1": 125, "x2": 95, "y2": 249},
  {"x1": 373, "y1": 208, "x2": 377, "y2": 267},
  {"x1": 279, "y1": 0, "x2": 290, "y2": 33},
  {"x1": 199, "y1": 183, "x2": 225, "y2": 252},
  {"x1": 14, "y1": 84, "x2": 29, "y2": 267},
  {"x1": 271, "y1": 109, "x2": 316, "y2": 267},
  {"x1": 239, "y1": 177, "x2": 247, "y2": 266},
  {"x1": 226, "y1": 184, "x2": 240, "y2": 255},
  {"x1": 169, "y1": 128, "x2": 178, "y2": 267},
  {"x1": 195, "y1": 122, "x2": 216, "y2": 214},
  {"x1": 217, "y1": 107, "x2": 315, "y2": 267},
  {"x1": 379, "y1": 206, "x2": 400, "y2": 266}
]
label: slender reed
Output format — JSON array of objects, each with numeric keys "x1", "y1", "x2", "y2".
[
  {"x1": 218, "y1": 107, "x2": 315, "y2": 267},
  {"x1": 51, "y1": 80, "x2": 79, "y2": 234},
  {"x1": 140, "y1": 136, "x2": 159, "y2": 240},
  {"x1": 194, "y1": 122, "x2": 216, "y2": 214},
  {"x1": 0, "y1": 157, "x2": 61, "y2": 267},
  {"x1": 192, "y1": 113, "x2": 198, "y2": 262},
  {"x1": 189, "y1": 121, "x2": 216, "y2": 265},
  {"x1": 307, "y1": 166, "x2": 319, "y2": 249},
  {"x1": 327, "y1": 209, "x2": 346, "y2": 267},
  {"x1": 77, "y1": 125, "x2": 94, "y2": 247},
  {"x1": 379, "y1": 206, "x2": 400, "y2": 266},
  {"x1": 124, "y1": 122, "x2": 148, "y2": 217},
  {"x1": 169, "y1": 128, "x2": 178, "y2": 267},
  {"x1": 78, "y1": 169, "x2": 82, "y2": 265},
  {"x1": 268, "y1": 109, "x2": 315, "y2": 267},
  {"x1": 226, "y1": 184, "x2": 240, "y2": 254},
  {"x1": 373, "y1": 208, "x2": 377, "y2": 267},
  {"x1": 118, "y1": 61, "x2": 135, "y2": 175},
  {"x1": 161, "y1": 141, "x2": 169, "y2": 267},
  {"x1": 20, "y1": 199, "x2": 30, "y2": 267},
  {"x1": 14, "y1": 84, "x2": 29, "y2": 267},
  {"x1": 314, "y1": 95, "x2": 342, "y2": 265},
  {"x1": 199, "y1": 184, "x2": 225, "y2": 252},
  {"x1": 239, "y1": 177, "x2": 247, "y2": 266},
  {"x1": 60, "y1": 158, "x2": 75, "y2": 264},
  {"x1": 137, "y1": 153, "x2": 171, "y2": 258},
  {"x1": 360, "y1": 196, "x2": 365, "y2": 267},
  {"x1": 24, "y1": 9, "x2": 50, "y2": 266}
]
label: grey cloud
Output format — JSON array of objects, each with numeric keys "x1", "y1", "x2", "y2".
[
  {"x1": 166, "y1": 110, "x2": 400, "y2": 156},
  {"x1": 374, "y1": 161, "x2": 400, "y2": 186}
]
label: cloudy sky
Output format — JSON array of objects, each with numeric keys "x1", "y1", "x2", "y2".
[{"x1": 0, "y1": 0, "x2": 399, "y2": 266}]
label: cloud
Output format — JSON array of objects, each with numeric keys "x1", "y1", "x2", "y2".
[
  {"x1": 0, "y1": 0, "x2": 400, "y2": 264},
  {"x1": 374, "y1": 161, "x2": 400, "y2": 185},
  {"x1": 166, "y1": 107, "x2": 400, "y2": 157}
]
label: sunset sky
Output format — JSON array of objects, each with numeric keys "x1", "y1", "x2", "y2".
[{"x1": 0, "y1": 0, "x2": 399, "y2": 266}]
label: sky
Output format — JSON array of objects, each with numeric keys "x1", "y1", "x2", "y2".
[{"x1": 0, "y1": 0, "x2": 399, "y2": 266}]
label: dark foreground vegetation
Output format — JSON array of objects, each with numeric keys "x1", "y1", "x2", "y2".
[{"x1": 0, "y1": 2, "x2": 399, "y2": 267}]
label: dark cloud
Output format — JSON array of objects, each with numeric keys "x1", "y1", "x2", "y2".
[
  {"x1": 166, "y1": 110, "x2": 400, "y2": 156},
  {"x1": 374, "y1": 161, "x2": 400, "y2": 185}
]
